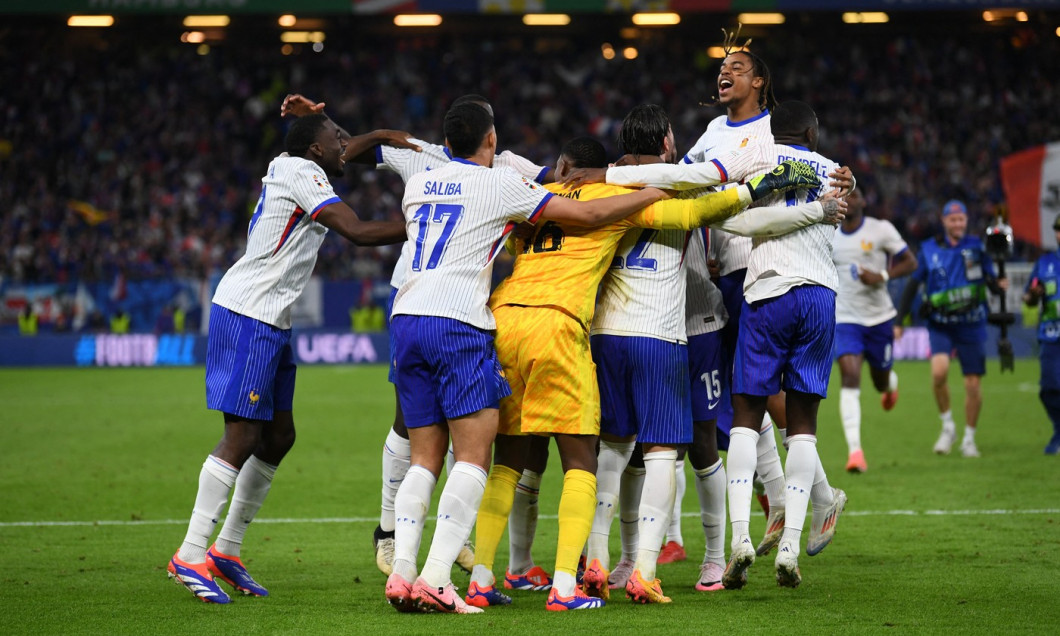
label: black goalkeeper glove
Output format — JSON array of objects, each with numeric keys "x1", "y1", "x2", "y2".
[{"x1": 745, "y1": 160, "x2": 821, "y2": 202}]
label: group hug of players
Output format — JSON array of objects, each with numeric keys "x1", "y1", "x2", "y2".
[{"x1": 164, "y1": 41, "x2": 1021, "y2": 614}]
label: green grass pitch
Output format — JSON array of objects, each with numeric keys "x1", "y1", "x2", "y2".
[{"x1": 1, "y1": 360, "x2": 1058, "y2": 634}]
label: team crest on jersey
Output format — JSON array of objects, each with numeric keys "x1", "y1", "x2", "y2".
[
  {"x1": 861, "y1": 240, "x2": 874, "y2": 252},
  {"x1": 248, "y1": 390, "x2": 260, "y2": 406},
  {"x1": 740, "y1": 137, "x2": 749, "y2": 148},
  {"x1": 520, "y1": 177, "x2": 538, "y2": 190}
]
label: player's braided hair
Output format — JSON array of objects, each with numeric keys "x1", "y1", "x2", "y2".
[
  {"x1": 285, "y1": 113, "x2": 329, "y2": 157},
  {"x1": 561, "y1": 136, "x2": 608, "y2": 169},
  {"x1": 617, "y1": 104, "x2": 670, "y2": 158},
  {"x1": 702, "y1": 24, "x2": 777, "y2": 113}
]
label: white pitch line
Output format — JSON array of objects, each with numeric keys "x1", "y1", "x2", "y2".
[{"x1": 1, "y1": 508, "x2": 1057, "y2": 528}]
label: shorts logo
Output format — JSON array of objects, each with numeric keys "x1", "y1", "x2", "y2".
[{"x1": 248, "y1": 390, "x2": 260, "y2": 406}]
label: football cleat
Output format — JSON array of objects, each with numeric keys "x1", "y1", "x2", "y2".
[
  {"x1": 807, "y1": 488, "x2": 848, "y2": 556},
  {"x1": 625, "y1": 570, "x2": 671, "y2": 604},
  {"x1": 608, "y1": 559, "x2": 635, "y2": 590},
  {"x1": 881, "y1": 389, "x2": 898, "y2": 411},
  {"x1": 756, "y1": 508, "x2": 786, "y2": 556},
  {"x1": 385, "y1": 572, "x2": 419, "y2": 613},
  {"x1": 774, "y1": 541, "x2": 802, "y2": 588},
  {"x1": 545, "y1": 586, "x2": 605, "y2": 611},
  {"x1": 845, "y1": 449, "x2": 868, "y2": 474},
  {"x1": 373, "y1": 525, "x2": 395, "y2": 576},
  {"x1": 581, "y1": 558, "x2": 610, "y2": 600},
  {"x1": 206, "y1": 544, "x2": 268, "y2": 597},
  {"x1": 168, "y1": 553, "x2": 231, "y2": 604},
  {"x1": 933, "y1": 428, "x2": 955, "y2": 455},
  {"x1": 503, "y1": 565, "x2": 552, "y2": 591},
  {"x1": 455, "y1": 539, "x2": 476, "y2": 574},
  {"x1": 722, "y1": 535, "x2": 755, "y2": 590},
  {"x1": 657, "y1": 540, "x2": 687, "y2": 565},
  {"x1": 1045, "y1": 435, "x2": 1060, "y2": 456},
  {"x1": 464, "y1": 581, "x2": 512, "y2": 608},
  {"x1": 960, "y1": 438, "x2": 981, "y2": 458},
  {"x1": 412, "y1": 578, "x2": 483, "y2": 614},
  {"x1": 694, "y1": 562, "x2": 725, "y2": 592}
]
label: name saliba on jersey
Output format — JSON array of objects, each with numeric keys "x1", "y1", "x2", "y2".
[{"x1": 423, "y1": 181, "x2": 463, "y2": 196}]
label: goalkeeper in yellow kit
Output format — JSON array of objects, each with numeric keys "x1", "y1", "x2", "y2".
[{"x1": 464, "y1": 135, "x2": 828, "y2": 611}]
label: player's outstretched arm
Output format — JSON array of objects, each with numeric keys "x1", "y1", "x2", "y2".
[
  {"x1": 604, "y1": 160, "x2": 729, "y2": 190},
  {"x1": 540, "y1": 188, "x2": 668, "y2": 227},
  {"x1": 281, "y1": 94, "x2": 421, "y2": 164},
  {"x1": 714, "y1": 190, "x2": 846, "y2": 237},
  {"x1": 314, "y1": 202, "x2": 407, "y2": 246}
]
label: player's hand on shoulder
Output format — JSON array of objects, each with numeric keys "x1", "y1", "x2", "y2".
[
  {"x1": 816, "y1": 190, "x2": 847, "y2": 226},
  {"x1": 707, "y1": 258, "x2": 721, "y2": 280},
  {"x1": 829, "y1": 166, "x2": 856, "y2": 197},
  {"x1": 560, "y1": 167, "x2": 606, "y2": 189},
  {"x1": 377, "y1": 130, "x2": 422, "y2": 152},
  {"x1": 281, "y1": 94, "x2": 324, "y2": 118}
]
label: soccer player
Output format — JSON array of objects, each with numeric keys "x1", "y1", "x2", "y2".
[
  {"x1": 832, "y1": 188, "x2": 917, "y2": 472},
  {"x1": 564, "y1": 44, "x2": 855, "y2": 560},
  {"x1": 1023, "y1": 217, "x2": 1060, "y2": 455},
  {"x1": 465, "y1": 135, "x2": 826, "y2": 611},
  {"x1": 167, "y1": 114, "x2": 408, "y2": 604},
  {"x1": 719, "y1": 101, "x2": 848, "y2": 590},
  {"x1": 281, "y1": 93, "x2": 550, "y2": 576},
  {"x1": 383, "y1": 103, "x2": 678, "y2": 615},
  {"x1": 896, "y1": 200, "x2": 1008, "y2": 457}
]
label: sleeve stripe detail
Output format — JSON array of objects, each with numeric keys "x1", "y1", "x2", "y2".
[
  {"x1": 309, "y1": 196, "x2": 342, "y2": 219},
  {"x1": 711, "y1": 159, "x2": 728, "y2": 182},
  {"x1": 536, "y1": 166, "x2": 551, "y2": 183},
  {"x1": 488, "y1": 220, "x2": 519, "y2": 262},
  {"x1": 527, "y1": 192, "x2": 554, "y2": 224},
  {"x1": 375, "y1": 146, "x2": 384, "y2": 165},
  {"x1": 272, "y1": 207, "x2": 306, "y2": 256}
]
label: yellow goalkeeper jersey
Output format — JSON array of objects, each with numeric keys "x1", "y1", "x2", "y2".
[{"x1": 490, "y1": 181, "x2": 738, "y2": 328}]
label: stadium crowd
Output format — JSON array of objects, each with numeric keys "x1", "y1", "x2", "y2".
[{"x1": 2, "y1": 19, "x2": 1058, "y2": 287}]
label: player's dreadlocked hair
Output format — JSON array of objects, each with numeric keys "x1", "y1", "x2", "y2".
[
  {"x1": 285, "y1": 113, "x2": 329, "y2": 157},
  {"x1": 618, "y1": 104, "x2": 670, "y2": 158},
  {"x1": 561, "y1": 136, "x2": 608, "y2": 169},
  {"x1": 703, "y1": 24, "x2": 778, "y2": 113},
  {"x1": 443, "y1": 102, "x2": 495, "y2": 158}
]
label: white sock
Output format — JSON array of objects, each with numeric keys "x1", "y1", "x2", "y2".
[
  {"x1": 215, "y1": 455, "x2": 277, "y2": 557},
  {"x1": 810, "y1": 455, "x2": 835, "y2": 515},
  {"x1": 666, "y1": 459, "x2": 686, "y2": 545},
  {"x1": 888, "y1": 370, "x2": 899, "y2": 392},
  {"x1": 756, "y1": 422, "x2": 786, "y2": 510},
  {"x1": 940, "y1": 410, "x2": 956, "y2": 434},
  {"x1": 963, "y1": 426, "x2": 976, "y2": 444},
  {"x1": 508, "y1": 469, "x2": 542, "y2": 575},
  {"x1": 392, "y1": 465, "x2": 437, "y2": 582},
  {"x1": 694, "y1": 459, "x2": 726, "y2": 565},
  {"x1": 178, "y1": 455, "x2": 239, "y2": 563},
  {"x1": 840, "y1": 387, "x2": 862, "y2": 454},
  {"x1": 727, "y1": 427, "x2": 760, "y2": 540},
  {"x1": 781, "y1": 435, "x2": 818, "y2": 548},
  {"x1": 420, "y1": 462, "x2": 488, "y2": 588},
  {"x1": 380, "y1": 428, "x2": 411, "y2": 533},
  {"x1": 635, "y1": 450, "x2": 678, "y2": 580},
  {"x1": 587, "y1": 439, "x2": 634, "y2": 567},
  {"x1": 618, "y1": 465, "x2": 645, "y2": 564}
]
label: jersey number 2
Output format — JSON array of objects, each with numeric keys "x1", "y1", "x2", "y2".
[{"x1": 411, "y1": 203, "x2": 464, "y2": 271}]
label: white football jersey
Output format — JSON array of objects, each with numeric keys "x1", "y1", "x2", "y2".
[
  {"x1": 391, "y1": 159, "x2": 552, "y2": 330},
  {"x1": 743, "y1": 143, "x2": 840, "y2": 304},
  {"x1": 833, "y1": 217, "x2": 909, "y2": 325},
  {"x1": 591, "y1": 227, "x2": 690, "y2": 343},
  {"x1": 685, "y1": 227, "x2": 728, "y2": 336},
  {"x1": 683, "y1": 111, "x2": 774, "y2": 276},
  {"x1": 378, "y1": 140, "x2": 549, "y2": 288},
  {"x1": 212, "y1": 155, "x2": 341, "y2": 329}
]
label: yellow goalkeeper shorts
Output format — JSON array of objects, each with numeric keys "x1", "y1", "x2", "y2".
[{"x1": 493, "y1": 304, "x2": 600, "y2": 436}]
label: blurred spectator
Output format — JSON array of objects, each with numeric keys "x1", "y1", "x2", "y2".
[
  {"x1": 18, "y1": 305, "x2": 38, "y2": 336},
  {"x1": 110, "y1": 310, "x2": 130, "y2": 334},
  {"x1": 350, "y1": 301, "x2": 386, "y2": 333}
]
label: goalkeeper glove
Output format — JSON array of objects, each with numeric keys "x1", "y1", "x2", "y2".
[{"x1": 745, "y1": 160, "x2": 820, "y2": 202}]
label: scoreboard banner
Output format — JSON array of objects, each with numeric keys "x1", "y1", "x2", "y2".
[{"x1": 6, "y1": 0, "x2": 1060, "y2": 14}]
